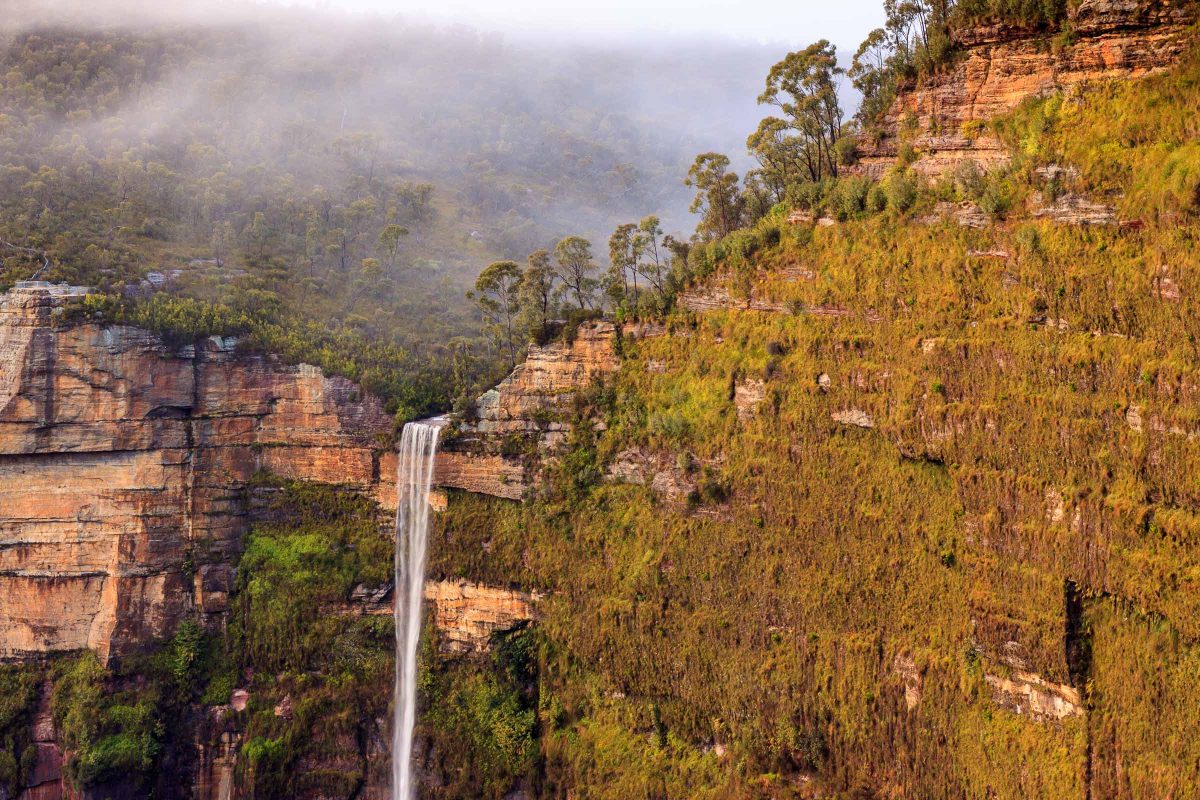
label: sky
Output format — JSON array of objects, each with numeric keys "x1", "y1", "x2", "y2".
[{"x1": 285, "y1": 0, "x2": 885, "y2": 50}]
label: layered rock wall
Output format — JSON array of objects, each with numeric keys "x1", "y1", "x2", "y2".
[
  {"x1": 0, "y1": 283, "x2": 394, "y2": 662},
  {"x1": 434, "y1": 320, "x2": 659, "y2": 499},
  {"x1": 853, "y1": 0, "x2": 1196, "y2": 177}
]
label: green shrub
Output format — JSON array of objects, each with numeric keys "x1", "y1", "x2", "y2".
[
  {"x1": 884, "y1": 171, "x2": 920, "y2": 213},
  {"x1": 829, "y1": 177, "x2": 873, "y2": 221}
]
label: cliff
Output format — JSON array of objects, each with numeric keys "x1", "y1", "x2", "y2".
[
  {"x1": 433, "y1": 319, "x2": 661, "y2": 499},
  {"x1": 0, "y1": 282, "x2": 396, "y2": 663},
  {"x1": 0, "y1": 282, "x2": 543, "y2": 800},
  {"x1": 341, "y1": 578, "x2": 539, "y2": 654},
  {"x1": 853, "y1": 0, "x2": 1197, "y2": 177}
]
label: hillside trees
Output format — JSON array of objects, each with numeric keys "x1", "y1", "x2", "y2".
[
  {"x1": 518, "y1": 249, "x2": 557, "y2": 339},
  {"x1": 688, "y1": 41, "x2": 857, "y2": 237},
  {"x1": 553, "y1": 236, "x2": 599, "y2": 311},
  {"x1": 634, "y1": 215, "x2": 670, "y2": 303},
  {"x1": 605, "y1": 215, "x2": 676, "y2": 315},
  {"x1": 606, "y1": 223, "x2": 639, "y2": 311},
  {"x1": 470, "y1": 260, "x2": 524, "y2": 368},
  {"x1": 757, "y1": 41, "x2": 846, "y2": 184},
  {"x1": 686, "y1": 153, "x2": 744, "y2": 241}
]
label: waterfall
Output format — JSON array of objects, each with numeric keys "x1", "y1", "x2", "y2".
[{"x1": 393, "y1": 418, "x2": 444, "y2": 800}]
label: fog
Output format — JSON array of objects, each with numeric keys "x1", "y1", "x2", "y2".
[
  {"x1": 5, "y1": 0, "x2": 816, "y2": 249},
  {"x1": 0, "y1": 0, "x2": 871, "y2": 383}
]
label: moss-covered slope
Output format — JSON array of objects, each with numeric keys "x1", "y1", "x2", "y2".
[{"x1": 426, "y1": 51, "x2": 1200, "y2": 799}]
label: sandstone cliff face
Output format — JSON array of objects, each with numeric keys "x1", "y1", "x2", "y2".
[
  {"x1": 341, "y1": 578, "x2": 539, "y2": 654},
  {"x1": 0, "y1": 283, "x2": 394, "y2": 662},
  {"x1": 422, "y1": 579, "x2": 540, "y2": 653},
  {"x1": 434, "y1": 320, "x2": 660, "y2": 499},
  {"x1": 853, "y1": 0, "x2": 1196, "y2": 177}
]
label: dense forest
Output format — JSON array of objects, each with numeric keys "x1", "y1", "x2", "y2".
[{"x1": 0, "y1": 3, "x2": 773, "y2": 417}]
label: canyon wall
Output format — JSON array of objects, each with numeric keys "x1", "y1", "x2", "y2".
[
  {"x1": 433, "y1": 319, "x2": 661, "y2": 499},
  {"x1": 0, "y1": 283, "x2": 544, "y2": 800},
  {"x1": 0, "y1": 282, "x2": 395, "y2": 663},
  {"x1": 853, "y1": 0, "x2": 1197, "y2": 177}
]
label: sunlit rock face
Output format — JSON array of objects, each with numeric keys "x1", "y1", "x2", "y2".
[
  {"x1": 434, "y1": 319, "x2": 662, "y2": 499},
  {"x1": 852, "y1": 0, "x2": 1196, "y2": 178},
  {"x1": 423, "y1": 579, "x2": 540, "y2": 653},
  {"x1": 0, "y1": 284, "x2": 393, "y2": 663}
]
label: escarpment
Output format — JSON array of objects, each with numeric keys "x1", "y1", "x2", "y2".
[
  {"x1": 433, "y1": 319, "x2": 662, "y2": 499},
  {"x1": 0, "y1": 283, "x2": 396, "y2": 663},
  {"x1": 853, "y1": 0, "x2": 1197, "y2": 178},
  {"x1": 0, "y1": 282, "x2": 547, "y2": 664}
]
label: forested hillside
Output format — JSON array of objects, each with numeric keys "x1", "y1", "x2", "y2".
[{"x1": 0, "y1": 5, "x2": 772, "y2": 416}]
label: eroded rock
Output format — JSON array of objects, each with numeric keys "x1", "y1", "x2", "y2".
[
  {"x1": 0, "y1": 285, "x2": 395, "y2": 662},
  {"x1": 851, "y1": 0, "x2": 1195, "y2": 177},
  {"x1": 832, "y1": 408, "x2": 875, "y2": 429},
  {"x1": 985, "y1": 669, "x2": 1083, "y2": 721}
]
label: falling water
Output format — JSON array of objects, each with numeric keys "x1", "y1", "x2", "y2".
[{"x1": 393, "y1": 419, "x2": 444, "y2": 800}]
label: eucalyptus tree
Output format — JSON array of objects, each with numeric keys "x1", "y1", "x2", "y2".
[
  {"x1": 757, "y1": 41, "x2": 845, "y2": 183},
  {"x1": 554, "y1": 236, "x2": 599, "y2": 311},
  {"x1": 470, "y1": 260, "x2": 524, "y2": 368},
  {"x1": 686, "y1": 153, "x2": 743, "y2": 241}
]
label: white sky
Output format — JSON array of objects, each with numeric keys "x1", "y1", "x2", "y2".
[{"x1": 283, "y1": 0, "x2": 885, "y2": 49}]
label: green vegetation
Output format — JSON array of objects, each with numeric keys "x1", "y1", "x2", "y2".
[
  {"x1": 0, "y1": 665, "x2": 39, "y2": 797},
  {"x1": 419, "y1": 629, "x2": 539, "y2": 799},
  {"x1": 432, "y1": 46, "x2": 1200, "y2": 798},
  {"x1": 5, "y1": 1, "x2": 1200, "y2": 798},
  {"x1": 223, "y1": 478, "x2": 394, "y2": 797},
  {"x1": 47, "y1": 617, "x2": 223, "y2": 794}
]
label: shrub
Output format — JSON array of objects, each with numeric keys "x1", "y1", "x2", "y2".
[
  {"x1": 950, "y1": 160, "x2": 986, "y2": 200},
  {"x1": 829, "y1": 177, "x2": 873, "y2": 221},
  {"x1": 885, "y1": 171, "x2": 920, "y2": 213},
  {"x1": 978, "y1": 174, "x2": 1015, "y2": 218}
]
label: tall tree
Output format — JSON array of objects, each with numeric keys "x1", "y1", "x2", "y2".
[
  {"x1": 606, "y1": 223, "x2": 638, "y2": 311},
  {"x1": 634, "y1": 215, "x2": 668, "y2": 302},
  {"x1": 469, "y1": 260, "x2": 524, "y2": 368},
  {"x1": 686, "y1": 153, "x2": 743, "y2": 241},
  {"x1": 553, "y1": 236, "x2": 598, "y2": 311},
  {"x1": 746, "y1": 117, "x2": 806, "y2": 203},
  {"x1": 519, "y1": 249, "x2": 557, "y2": 338},
  {"x1": 757, "y1": 41, "x2": 845, "y2": 183},
  {"x1": 851, "y1": 28, "x2": 896, "y2": 126},
  {"x1": 377, "y1": 223, "x2": 409, "y2": 268}
]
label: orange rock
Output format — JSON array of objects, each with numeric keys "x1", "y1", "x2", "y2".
[
  {"x1": 0, "y1": 285, "x2": 393, "y2": 663},
  {"x1": 851, "y1": 0, "x2": 1195, "y2": 178}
]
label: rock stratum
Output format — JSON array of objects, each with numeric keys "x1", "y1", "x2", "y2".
[
  {"x1": 433, "y1": 319, "x2": 660, "y2": 499},
  {"x1": 853, "y1": 0, "x2": 1197, "y2": 177},
  {"x1": 0, "y1": 282, "x2": 398, "y2": 662}
]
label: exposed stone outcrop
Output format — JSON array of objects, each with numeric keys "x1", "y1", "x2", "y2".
[
  {"x1": 341, "y1": 579, "x2": 539, "y2": 654},
  {"x1": 893, "y1": 654, "x2": 923, "y2": 711},
  {"x1": 20, "y1": 682, "x2": 63, "y2": 800},
  {"x1": 435, "y1": 320, "x2": 661, "y2": 499},
  {"x1": 985, "y1": 669, "x2": 1083, "y2": 721},
  {"x1": 734, "y1": 378, "x2": 767, "y2": 422},
  {"x1": 607, "y1": 447, "x2": 698, "y2": 504},
  {"x1": 832, "y1": 408, "x2": 876, "y2": 429},
  {"x1": 193, "y1": 707, "x2": 242, "y2": 800},
  {"x1": 1030, "y1": 191, "x2": 1118, "y2": 225},
  {"x1": 917, "y1": 200, "x2": 990, "y2": 228},
  {"x1": 0, "y1": 283, "x2": 394, "y2": 662},
  {"x1": 679, "y1": 281, "x2": 868, "y2": 321},
  {"x1": 853, "y1": 0, "x2": 1196, "y2": 178},
  {"x1": 423, "y1": 580, "x2": 540, "y2": 653}
]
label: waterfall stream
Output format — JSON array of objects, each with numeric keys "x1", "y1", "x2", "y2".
[{"x1": 393, "y1": 419, "x2": 444, "y2": 800}]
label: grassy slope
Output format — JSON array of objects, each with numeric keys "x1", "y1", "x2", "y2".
[{"x1": 428, "y1": 47, "x2": 1200, "y2": 799}]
